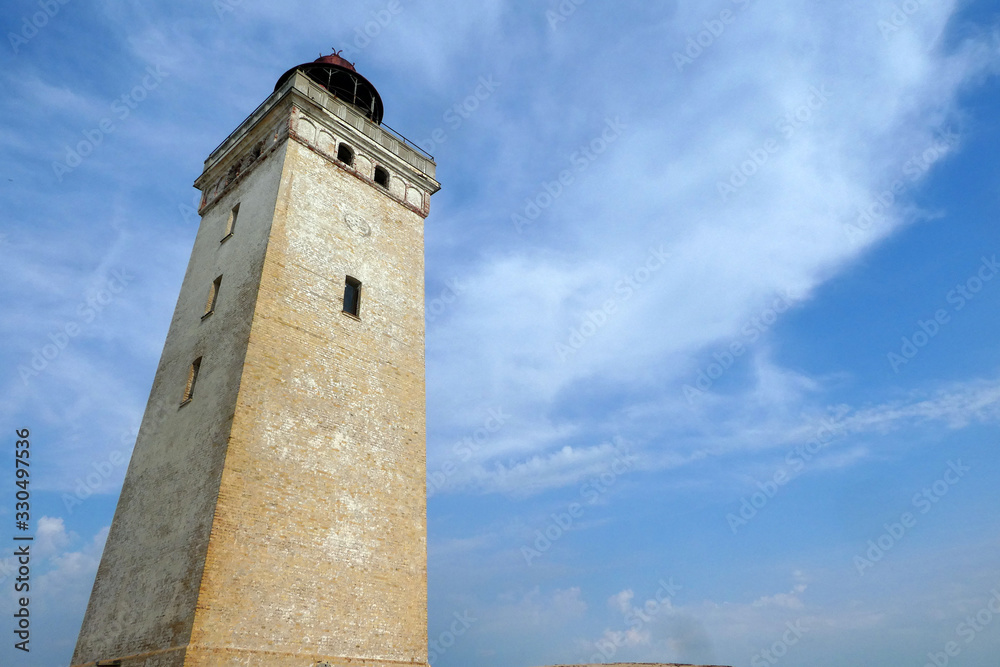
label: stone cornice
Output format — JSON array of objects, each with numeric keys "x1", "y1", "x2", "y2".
[{"x1": 195, "y1": 72, "x2": 440, "y2": 218}]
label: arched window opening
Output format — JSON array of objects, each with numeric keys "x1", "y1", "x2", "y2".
[{"x1": 337, "y1": 143, "x2": 355, "y2": 166}]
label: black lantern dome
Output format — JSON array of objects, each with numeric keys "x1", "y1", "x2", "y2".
[{"x1": 275, "y1": 52, "x2": 384, "y2": 125}]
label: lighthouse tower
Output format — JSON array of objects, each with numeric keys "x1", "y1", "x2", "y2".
[{"x1": 71, "y1": 53, "x2": 440, "y2": 667}]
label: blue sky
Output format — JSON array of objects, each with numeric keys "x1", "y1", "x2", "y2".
[{"x1": 1, "y1": 1, "x2": 999, "y2": 666}]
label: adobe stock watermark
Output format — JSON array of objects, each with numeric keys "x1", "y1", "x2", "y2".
[
  {"x1": 426, "y1": 278, "x2": 468, "y2": 323},
  {"x1": 51, "y1": 65, "x2": 169, "y2": 181},
  {"x1": 853, "y1": 460, "x2": 970, "y2": 575},
  {"x1": 62, "y1": 448, "x2": 128, "y2": 513},
  {"x1": 521, "y1": 437, "x2": 634, "y2": 565},
  {"x1": 673, "y1": 0, "x2": 754, "y2": 72},
  {"x1": 726, "y1": 406, "x2": 850, "y2": 534},
  {"x1": 717, "y1": 85, "x2": 832, "y2": 202},
  {"x1": 0, "y1": 558, "x2": 14, "y2": 588},
  {"x1": 416, "y1": 74, "x2": 501, "y2": 156},
  {"x1": 588, "y1": 578, "x2": 683, "y2": 663},
  {"x1": 178, "y1": 191, "x2": 205, "y2": 226},
  {"x1": 922, "y1": 587, "x2": 1000, "y2": 667},
  {"x1": 8, "y1": 0, "x2": 72, "y2": 53},
  {"x1": 18, "y1": 268, "x2": 134, "y2": 385},
  {"x1": 844, "y1": 128, "x2": 959, "y2": 245},
  {"x1": 556, "y1": 245, "x2": 670, "y2": 362},
  {"x1": 684, "y1": 289, "x2": 803, "y2": 405},
  {"x1": 545, "y1": 0, "x2": 587, "y2": 30},
  {"x1": 750, "y1": 620, "x2": 809, "y2": 666},
  {"x1": 58, "y1": 399, "x2": 167, "y2": 514},
  {"x1": 427, "y1": 408, "x2": 509, "y2": 499},
  {"x1": 887, "y1": 255, "x2": 998, "y2": 373},
  {"x1": 512, "y1": 117, "x2": 627, "y2": 233},
  {"x1": 213, "y1": 0, "x2": 246, "y2": 20},
  {"x1": 878, "y1": 0, "x2": 933, "y2": 40},
  {"x1": 339, "y1": 0, "x2": 405, "y2": 59},
  {"x1": 428, "y1": 610, "x2": 477, "y2": 665}
]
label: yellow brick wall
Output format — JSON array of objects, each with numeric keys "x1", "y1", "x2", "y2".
[{"x1": 188, "y1": 137, "x2": 429, "y2": 666}]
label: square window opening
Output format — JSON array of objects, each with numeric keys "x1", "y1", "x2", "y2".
[{"x1": 343, "y1": 277, "x2": 362, "y2": 318}]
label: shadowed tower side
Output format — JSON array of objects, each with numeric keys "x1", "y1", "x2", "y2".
[{"x1": 70, "y1": 53, "x2": 440, "y2": 667}]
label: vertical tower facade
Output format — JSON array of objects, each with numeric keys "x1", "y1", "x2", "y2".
[{"x1": 71, "y1": 54, "x2": 440, "y2": 667}]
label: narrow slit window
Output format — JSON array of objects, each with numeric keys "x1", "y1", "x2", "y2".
[
  {"x1": 223, "y1": 203, "x2": 240, "y2": 241},
  {"x1": 203, "y1": 275, "x2": 222, "y2": 318},
  {"x1": 182, "y1": 357, "x2": 202, "y2": 404},
  {"x1": 374, "y1": 166, "x2": 390, "y2": 188},
  {"x1": 337, "y1": 143, "x2": 355, "y2": 166},
  {"x1": 343, "y1": 276, "x2": 362, "y2": 317}
]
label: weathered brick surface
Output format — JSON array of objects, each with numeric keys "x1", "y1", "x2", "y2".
[
  {"x1": 189, "y1": 134, "x2": 431, "y2": 666},
  {"x1": 70, "y1": 124, "x2": 289, "y2": 667},
  {"x1": 72, "y1": 70, "x2": 438, "y2": 667}
]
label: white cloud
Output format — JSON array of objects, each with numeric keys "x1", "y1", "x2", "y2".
[
  {"x1": 482, "y1": 585, "x2": 589, "y2": 635},
  {"x1": 5, "y1": 3, "x2": 999, "y2": 667},
  {"x1": 753, "y1": 582, "x2": 809, "y2": 610},
  {"x1": 35, "y1": 516, "x2": 75, "y2": 560},
  {"x1": 609, "y1": 588, "x2": 635, "y2": 614},
  {"x1": 0, "y1": 522, "x2": 109, "y2": 666},
  {"x1": 425, "y1": 0, "x2": 998, "y2": 505},
  {"x1": 430, "y1": 372, "x2": 1000, "y2": 498}
]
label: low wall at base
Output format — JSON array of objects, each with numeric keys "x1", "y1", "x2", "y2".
[{"x1": 537, "y1": 663, "x2": 731, "y2": 667}]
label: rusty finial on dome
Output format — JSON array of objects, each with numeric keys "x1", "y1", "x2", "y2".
[{"x1": 312, "y1": 50, "x2": 356, "y2": 72}]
